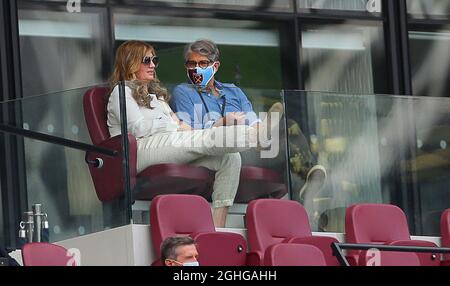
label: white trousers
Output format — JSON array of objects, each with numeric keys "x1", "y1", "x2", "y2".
[{"x1": 136, "y1": 125, "x2": 258, "y2": 208}]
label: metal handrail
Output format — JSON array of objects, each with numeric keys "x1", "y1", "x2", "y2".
[
  {"x1": 0, "y1": 123, "x2": 118, "y2": 157},
  {"x1": 332, "y1": 242, "x2": 450, "y2": 266}
]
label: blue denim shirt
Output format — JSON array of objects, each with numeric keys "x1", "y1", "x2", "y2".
[{"x1": 170, "y1": 81, "x2": 260, "y2": 129}]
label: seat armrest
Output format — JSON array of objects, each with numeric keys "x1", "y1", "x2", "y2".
[
  {"x1": 246, "y1": 251, "x2": 264, "y2": 266},
  {"x1": 85, "y1": 134, "x2": 137, "y2": 202},
  {"x1": 389, "y1": 240, "x2": 440, "y2": 266},
  {"x1": 283, "y1": 236, "x2": 341, "y2": 266}
]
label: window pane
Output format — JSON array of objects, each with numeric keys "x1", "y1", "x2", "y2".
[
  {"x1": 409, "y1": 30, "x2": 450, "y2": 97},
  {"x1": 114, "y1": 14, "x2": 283, "y2": 90},
  {"x1": 301, "y1": 24, "x2": 386, "y2": 94},
  {"x1": 407, "y1": 0, "x2": 450, "y2": 19},
  {"x1": 297, "y1": 0, "x2": 382, "y2": 13},
  {"x1": 119, "y1": 0, "x2": 294, "y2": 12},
  {"x1": 17, "y1": 7, "x2": 115, "y2": 241},
  {"x1": 18, "y1": 8, "x2": 106, "y2": 96}
]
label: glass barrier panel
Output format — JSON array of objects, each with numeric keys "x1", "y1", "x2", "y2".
[
  {"x1": 284, "y1": 90, "x2": 450, "y2": 235},
  {"x1": 0, "y1": 85, "x2": 131, "y2": 243}
]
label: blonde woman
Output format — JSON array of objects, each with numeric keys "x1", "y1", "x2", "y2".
[{"x1": 107, "y1": 41, "x2": 279, "y2": 227}]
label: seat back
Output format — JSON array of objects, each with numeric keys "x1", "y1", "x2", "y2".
[
  {"x1": 192, "y1": 232, "x2": 247, "y2": 266},
  {"x1": 441, "y1": 209, "x2": 450, "y2": 261},
  {"x1": 83, "y1": 87, "x2": 138, "y2": 202},
  {"x1": 346, "y1": 204, "x2": 411, "y2": 244},
  {"x1": 22, "y1": 243, "x2": 75, "y2": 266},
  {"x1": 246, "y1": 199, "x2": 312, "y2": 255},
  {"x1": 358, "y1": 251, "x2": 421, "y2": 266},
  {"x1": 346, "y1": 204, "x2": 439, "y2": 266},
  {"x1": 264, "y1": 243, "x2": 326, "y2": 266},
  {"x1": 150, "y1": 195, "x2": 216, "y2": 259},
  {"x1": 83, "y1": 86, "x2": 111, "y2": 145}
]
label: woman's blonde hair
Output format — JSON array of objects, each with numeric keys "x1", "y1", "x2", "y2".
[{"x1": 109, "y1": 40, "x2": 170, "y2": 108}]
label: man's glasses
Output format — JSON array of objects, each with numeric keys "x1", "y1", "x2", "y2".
[
  {"x1": 142, "y1": 56, "x2": 159, "y2": 67},
  {"x1": 185, "y1": 60, "x2": 213, "y2": 69}
]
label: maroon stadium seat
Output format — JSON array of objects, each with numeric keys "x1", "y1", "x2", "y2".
[
  {"x1": 83, "y1": 87, "x2": 212, "y2": 202},
  {"x1": 150, "y1": 194, "x2": 247, "y2": 266},
  {"x1": 22, "y1": 243, "x2": 75, "y2": 266},
  {"x1": 264, "y1": 243, "x2": 327, "y2": 266},
  {"x1": 346, "y1": 204, "x2": 440, "y2": 266},
  {"x1": 234, "y1": 166, "x2": 287, "y2": 203},
  {"x1": 245, "y1": 199, "x2": 340, "y2": 266},
  {"x1": 441, "y1": 209, "x2": 450, "y2": 266}
]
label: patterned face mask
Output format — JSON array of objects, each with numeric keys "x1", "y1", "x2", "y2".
[{"x1": 187, "y1": 63, "x2": 216, "y2": 87}]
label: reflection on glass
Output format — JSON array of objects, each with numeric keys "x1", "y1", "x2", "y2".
[
  {"x1": 301, "y1": 24, "x2": 385, "y2": 94},
  {"x1": 409, "y1": 30, "x2": 450, "y2": 97},
  {"x1": 18, "y1": 9, "x2": 105, "y2": 96},
  {"x1": 114, "y1": 14, "x2": 282, "y2": 90},
  {"x1": 298, "y1": 0, "x2": 382, "y2": 13},
  {"x1": 284, "y1": 91, "x2": 450, "y2": 236},
  {"x1": 407, "y1": 0, "x2": 450, "y2": 19},
  {"x1": 129, "y1": 0, "x2": 293, "y2": 12},
  {"x1": 412, "y1": 97, "x2": 450, "y2": 235},
  {"x1": 17, "y1": 8, "x2": 111, "y2": 242},
  {"x1": 0, "y1": 87, "x2": 129, "y2": 242}
]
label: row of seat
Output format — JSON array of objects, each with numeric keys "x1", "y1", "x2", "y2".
[
  {"x1": 20, "y1": 197, "x2": 450, "y2": 266},
  {"x1": 150, "y1": 195, "x2": 450, "y2": 266}
]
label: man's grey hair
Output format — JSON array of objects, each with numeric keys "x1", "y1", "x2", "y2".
[
  {"x1": 184, "y1": 39, "x2": 220, "y2": 62},
  {"x1": 160, "y1": 236, "x2": 196, "y2": 264}
]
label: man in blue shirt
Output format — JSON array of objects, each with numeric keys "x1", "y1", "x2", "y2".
[{"x1": 170, "y1": 39, "x2": 326, "y2": 205}]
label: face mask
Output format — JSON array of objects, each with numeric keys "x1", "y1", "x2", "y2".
[
  {"x1": 182, "y1": 261, "x2": 200, "y2": 267},
  {"x1": 187, "y1": 64, "x2": 216, "y2": 87}
]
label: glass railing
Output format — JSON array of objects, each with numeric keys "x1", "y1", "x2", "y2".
[
  {"x1": 284, "y1": 90, "x2": 450, "y2": 236},
  {"x1": 0, "y1": 84, "x2": 131, "y2": 244},
  {"x1": 3, "y1": 83, "x2": 449, "y2": 243}
]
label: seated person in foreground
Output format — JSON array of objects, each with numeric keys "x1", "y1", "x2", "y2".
[{"x1": 161, "y1": 236, "x2": 199, "y2": 266}]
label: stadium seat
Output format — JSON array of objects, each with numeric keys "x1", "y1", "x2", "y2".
[
  {"x1": 264, "y1": 243, "x2": 327, "y2": 266},
  {"x1": 83, "y1": 87, "x2": 212, "y2": 202},
  {"x1": 346, "y1": 204, "x2": 440, "y2": 266},
  {"x1": 358, "y1": 250, "x2": 421, "y2": 266},
  {"x1": 246, "y1": 199, "x2": 340, "y2": 266},
  {"x1": 234, "y1": 166, "x2": 287, "y2": 203},
  {"x1": 441, "y1": 209, "x2": 450, "y2": 266},
  {"x1": 22, "y1": 243, "x2": 75, "y2": 266},
  {"x1": 150, "y1": 194, "x2": 247, "y2": 266}
]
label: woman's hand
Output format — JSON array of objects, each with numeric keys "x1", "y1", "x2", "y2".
[
  {"x1": 178, "y1": 122, "x2": 193, "y2": 131},
  {"x1": 214, "y1": 112, "x2": 246, "y2": 127}
]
